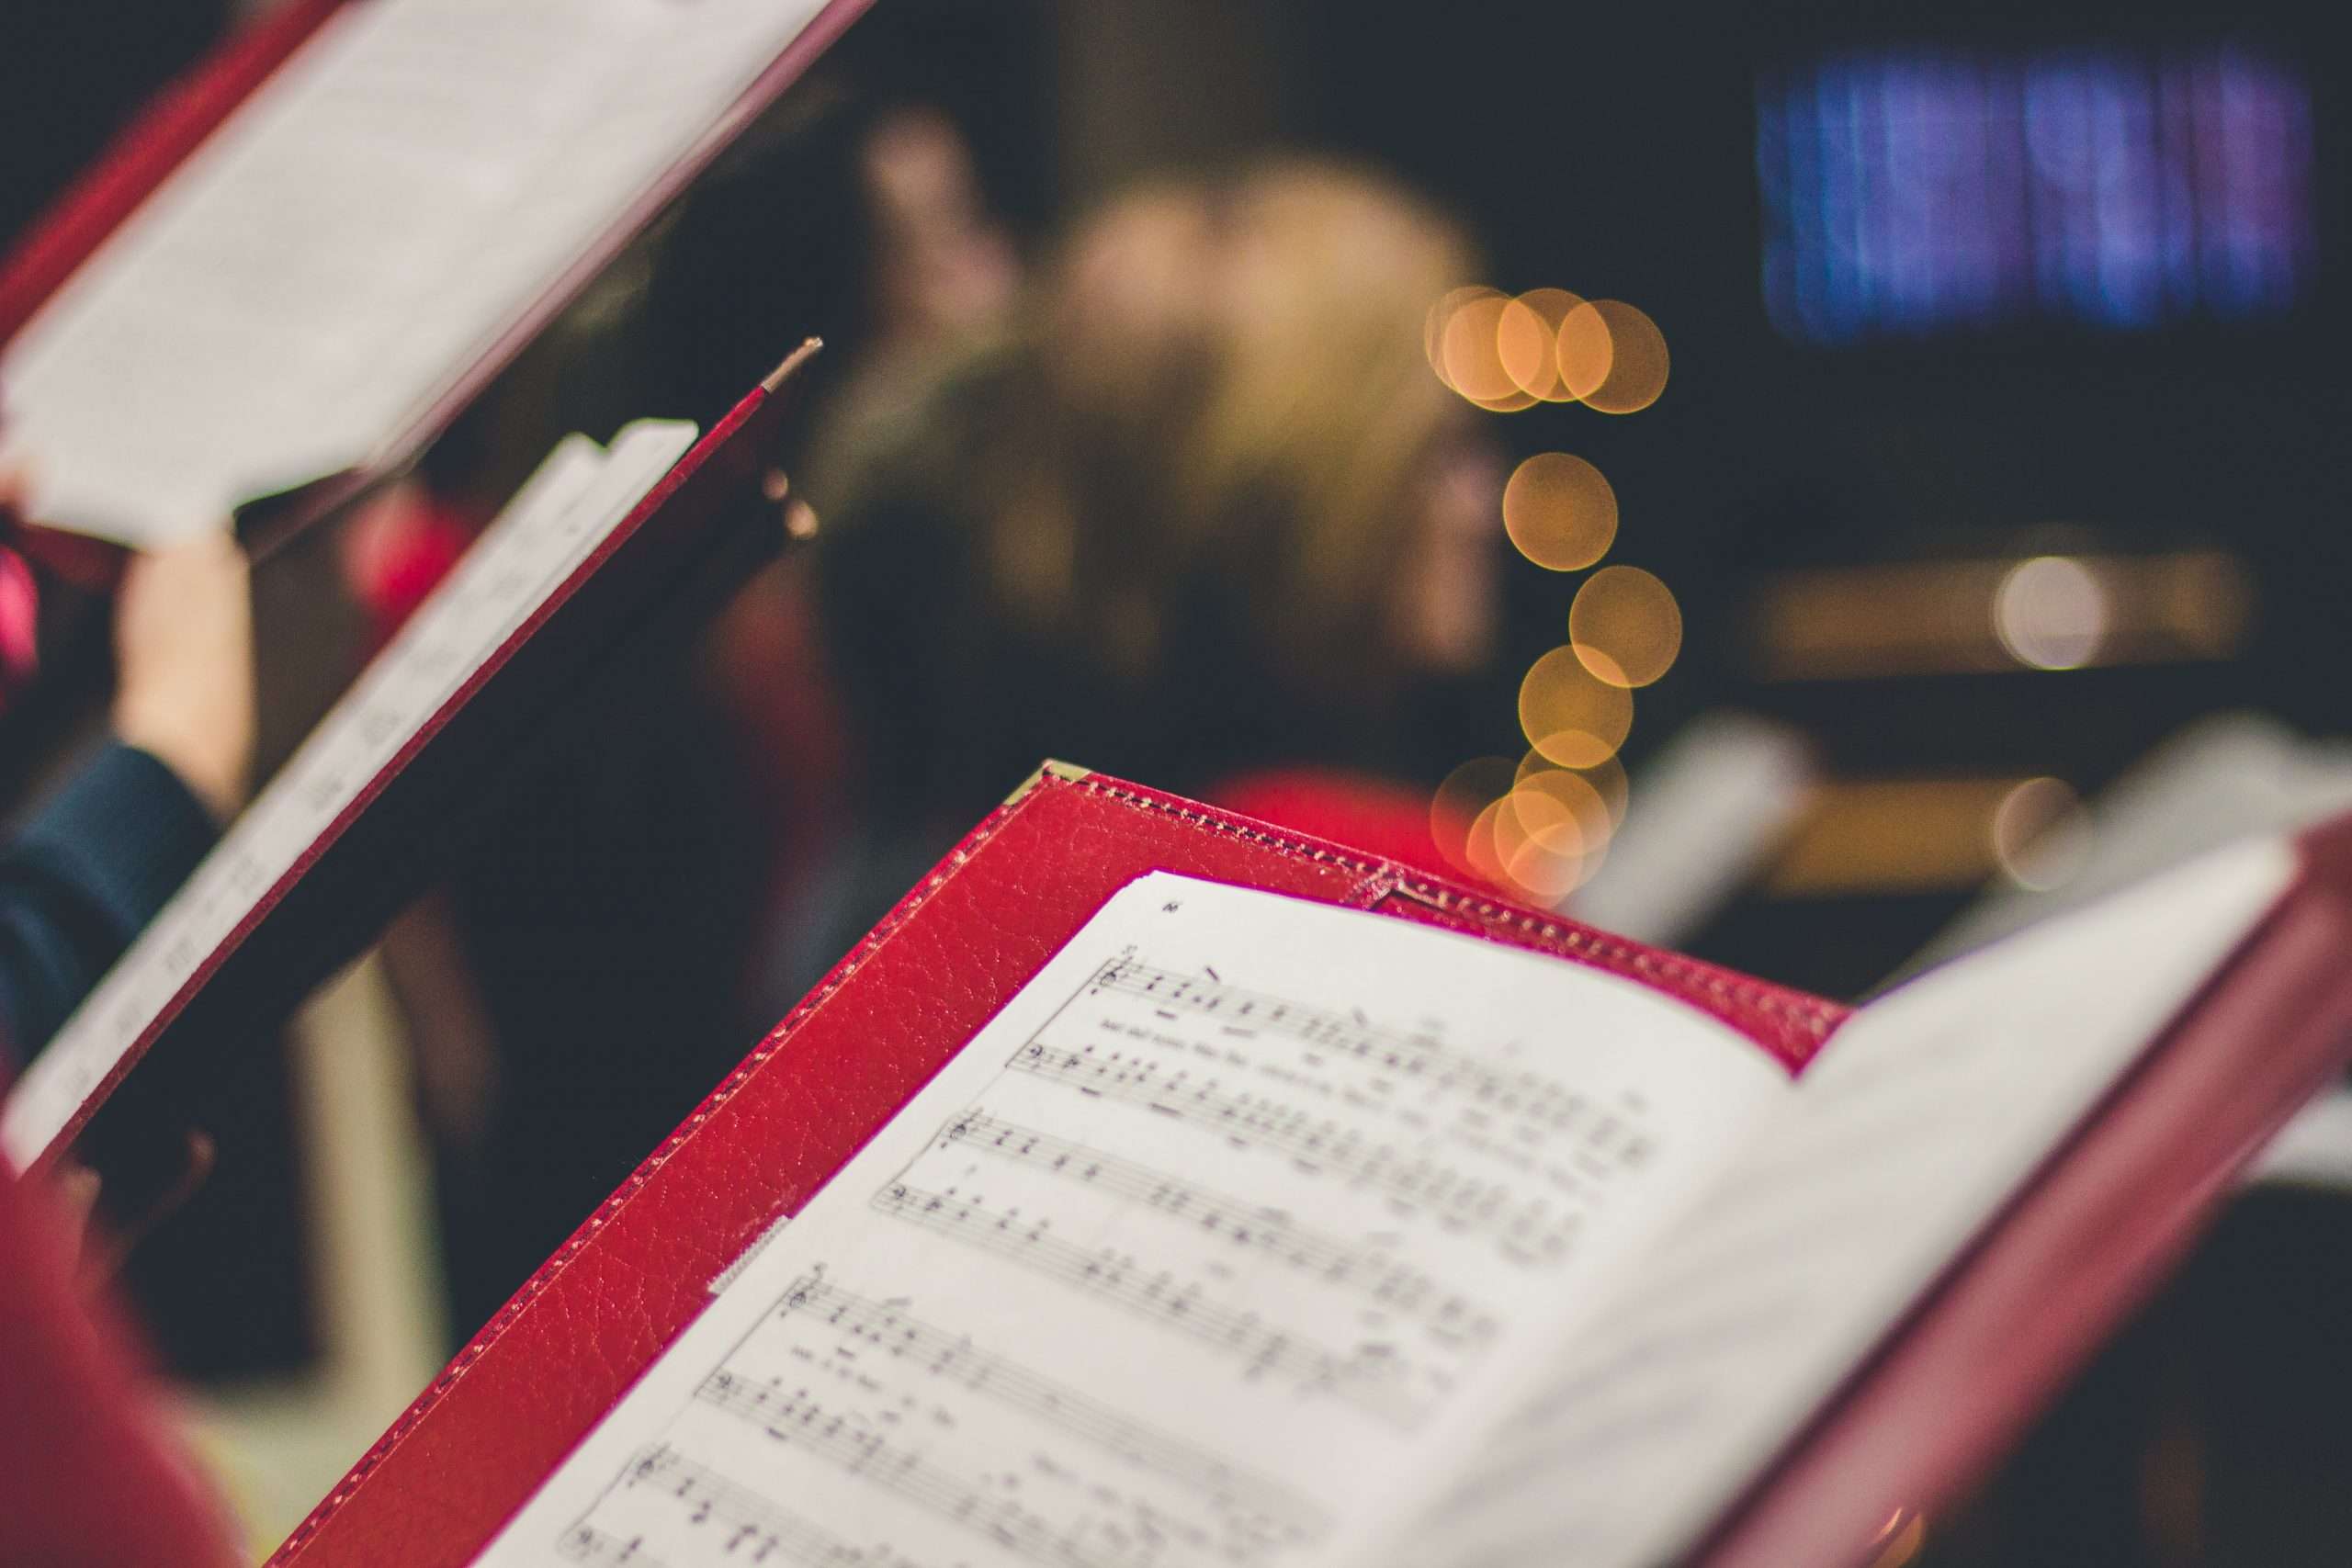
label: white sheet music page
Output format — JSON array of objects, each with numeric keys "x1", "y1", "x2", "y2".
[
  {"x1": 471, "y1": 873, "x2": 1793, "y2": 1568},
  {"x1": 0, "y1": 419, "x2": 697, "y2": 1171},
  {"x1": 1382, "y1": 835, "x2": 2295, "y2": 1568},
  {"x1": 0, "y1": 0, "x2": 826, "y2": 545}
]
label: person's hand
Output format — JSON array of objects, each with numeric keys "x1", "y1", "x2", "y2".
[{"x1": 112, "y1": 531, "x2": 255, "y2": 821}]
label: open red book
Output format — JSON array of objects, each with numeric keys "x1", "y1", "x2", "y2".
[
  {"x1": 246, "y1": 765, "x2": 2352, "y2": 1568},
  {"x1": 0, "y1": 0, "x2": 868, "y2": 572}
]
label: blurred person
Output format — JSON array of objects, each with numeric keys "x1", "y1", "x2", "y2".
[
  {"x1": 786, "y1": 159, "x2": 1504, "y2": 1004},
  {"x1": 644, "y1": 82, "x2": 1024, "y2": 924},
  {"x1": 0, "y1": 491, "x2": 254, "y2": 1071},
  {"x1": 0, "y1": 472, "x2": 252, "y2": 1565},
  {"x1": 646, "y1": 89, "x2": 1020, "y2": 447},
  {"x1": 0, "y1": 464, "x2": 253, "y2": 1263}
]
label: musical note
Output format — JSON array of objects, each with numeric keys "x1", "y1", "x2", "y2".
[
  {"x1": 1007, "y1": 1040, "x2": 1581, "y2": 1261},
  {"x1": 1082, "y1": 960, "x2": 1615, "y2": 1141},
  {"x1": 869, "y1": 1182, "x2": 1430, "y2": 1427},
  {"x1": 691, "y1": 1378, "x2": 1143, "y2": 1568},
  {"x1": 556, "y1": 1523, "x2": 665, "y2": 1566},
  {"x1": 933, "y1": 1112, "x2": 1498, "y2": 1344},
  {"x1": 773, "y1": 1274, "x2": 1326, "y2": 1545},
  {"x1": 572, "y1": 1445, "x2": 931, "y2": 1568}
]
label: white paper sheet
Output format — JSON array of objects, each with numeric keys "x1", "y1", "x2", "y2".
[
  {"x1": 0, "y1": 0, "x2": 825, "y2": 544},
  {"x1": 0, "y1": 418, "x2": 697, "y2": 1171},
  {"x1": 1385, "y1": 834, "x2": 2295, "y2": 1568},
  {"x1": 470, "y1": 873, "x2": 1792, "y2": 1568}
]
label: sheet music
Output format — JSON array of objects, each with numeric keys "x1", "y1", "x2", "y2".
[
  {"x1": 0, "y1": 0, "x2": 826, "y2": 544},
  {"x1": 472, "y1": 874, "x2": 1792, "y2": 1568},
  {"x1": 0, "y1": 418, "x2": 697, "y2": 1170},
  {"x1": 1383, "y1": 835, "x2": 2296, "y2": 1568}
]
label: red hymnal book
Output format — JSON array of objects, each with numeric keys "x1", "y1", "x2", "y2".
[
  {"x1": 0, "y1": 0, "x2": 870, "y2": 576},
  {"x1": 243, "y1": 766, "x2": 2352, "y2": 1568},
  {"x1": 1, "y1": 346, "x2": 817, "y2": 1186}
]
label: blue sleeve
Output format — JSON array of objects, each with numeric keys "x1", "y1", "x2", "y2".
[{"x1": 0, "y1": 741, "x2": 220, "y2": 1073}]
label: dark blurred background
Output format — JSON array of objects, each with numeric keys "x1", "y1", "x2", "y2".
[{"x1": 6, "y1": 0, "x2": 2351, "y2": 1562}]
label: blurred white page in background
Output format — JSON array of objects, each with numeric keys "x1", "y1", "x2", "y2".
[
  {"x1": 0, "y1": 0, "x2": 826, "y2": 544},
  {"x1": 2257, "y1": 1088, "x2": 2352, "y2": 1188},
  {"x1": 1901, "y1": 711, "x2": 2352, "y2": 1190},
  {"x1": 1913, "y1": 712, "x2": 2352, "y2": 971},
  {"x1": 0, "y1": 419, "x2": 697, "y2": 1171},
  {"x1": 1388, "y1": 835, "x2": 2296, "y2": 1568},
  {"x1": 1566, "y1": 712, "x2": 1816, "y2": 948}
]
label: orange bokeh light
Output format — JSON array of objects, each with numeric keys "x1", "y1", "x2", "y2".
[
  {"x1": 1508, "y1": 766, "x2": 1613, "y2": 858},
  {"x1": 1520, "y1": 749, "x2": 1629, "y2": 826},
  {"x1": 1438, "y1": 755, "x2": 1615, "y2": 902},
  {"x1": 1570, "y1": 565, "x2": 1682, "y2": 687},
  {"x1": 1502, "y1": 453, "x2": 1617, "y2": 571},
  {"x1": 1425, "y1": 286, "x2": 1500, "y2": 389},
  {"x1": 1430, "y1": 755, "x2": 1517, "y2": 874},
  {"x1": 1466, "y1": 385, "x2": 1540, "y2": 413},
  {"x1": 1488, "y1": 791, "x2": 1590, "y2": 904},
  {"x1": 1504, "y1": 836, "x2": 1591, "y2": 903},
  {"x1": 1589, "y1": 753, "x2": 1629, "y2": 824},
  {"x1": 1440, "y1": 291, "x2": 1521, "y2": 406},
  {"x1": 1990, "y1": 775, "x2": 2090, "y2": 890},
  {"x1": 1555, "y1": 300, "x2": 1612, "y2": 401},
  {"x1": 1464, "y1": 796, "x2": 1511, "y2": 886},
  {"x1": 1519, "y1": 646, "x2": 1634, "y2": 767},
  {"x1": 1498, "y1": 288, "x2": 1586, "y2": 401},
  {"x1": 1562, "y1": 299, "x2": 1669, "y2": 413}
]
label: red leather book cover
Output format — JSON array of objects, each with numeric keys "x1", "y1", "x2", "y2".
[{"x1": 265, "y1": 766, "x2": 1843, "y2": 1565}]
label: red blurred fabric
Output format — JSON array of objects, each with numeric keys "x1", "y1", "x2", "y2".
[
  {"x1": 340, "y1": 489, "x2": 475, "y2": 654},
  {"x1": 1209, "y1": 766, "x2": 1461, "y2": 885},
  {"x1": 0, "y1": 1166, "x2": 240, "y2": 1568},
  {"x1": 707, "y1": 564, "x2": 854, "y2": 997},
  {"x1": 0, "y1": 546, "x2": 37, "y2": 710}
]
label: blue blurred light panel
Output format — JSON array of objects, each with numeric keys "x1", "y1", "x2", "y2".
[{"x1": 1756, "y1": 42, "x2": 2316, "y2": 344}]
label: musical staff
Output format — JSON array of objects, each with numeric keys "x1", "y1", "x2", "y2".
[
  {"x1": 694, "y1": 1375, "x2": 1161, "y2": 1568},
  {"x1": 557, "y1": 1524, "x2": 670, "y2": 1568},
  {"x1": 1009, "y1": 1040, "x2": 1577, "y2": 1260},
  {"x1": 934, "y1": 1112, "x2": 1498, "y2": 1344},
  {"x1": 870, "y1": 1181, "x2": 1429, "y2": 1427},
  {"x1": 775, "y1": 1274, "x2": 1326, "y2": 1546},
  {"x1": 1084, "y1": 958, "x2": 1625, "y2": 1143},
  {"x1": 476, "y1": 871, "x2": 1764, "y2": 1568},
  {"x1": 581, "y1": 1445, "x2": 931, "y2": 1568}
]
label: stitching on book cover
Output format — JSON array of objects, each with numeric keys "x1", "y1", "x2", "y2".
[
  {"x1": 1076, "y1": 777, "x2": 1392, "y2": 874},
  {"x1": 1069, "y1": 775, "x2": 1836, "y2": 1041},
  {"x1": 266, "y1": 786, "x2": 1039, "y2": 1556},
  {"x1": 1391, "y1": 882, "x2": 1836, "y2": 1038}
]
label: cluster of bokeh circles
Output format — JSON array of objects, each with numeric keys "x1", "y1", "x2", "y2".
[
  {"x1": 1425, "y1": 287, "x2": 1668, "y2": 413},
  {"x1": 1425, "y1": 288, "x2": 1679, "y2": 905}
]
